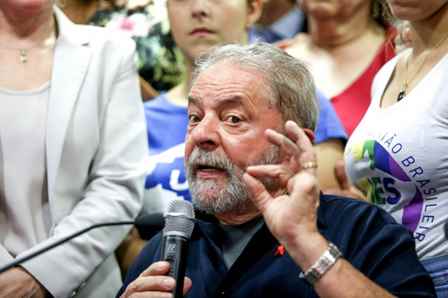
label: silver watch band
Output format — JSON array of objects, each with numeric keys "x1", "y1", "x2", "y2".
[{"x1": 303, "y1": 242, "x2": 342, "y2": 285}]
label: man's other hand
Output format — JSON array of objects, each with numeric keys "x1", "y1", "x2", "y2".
[{"x1": 121, "y1": 261, "x2": 192, "y2": 298}]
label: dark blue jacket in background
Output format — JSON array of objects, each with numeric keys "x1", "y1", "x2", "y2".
[{"x1": 119, "y1": 195, "x2": 435, "y2": 297}]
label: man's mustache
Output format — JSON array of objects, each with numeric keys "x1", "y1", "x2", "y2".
[{"x1": 186, "y1": 148, "x2": 235, "y2": 176}]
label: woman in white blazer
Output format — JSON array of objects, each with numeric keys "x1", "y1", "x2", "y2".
[{"x1": 0, "y1": 1, "x2": 146, "y2": 297}]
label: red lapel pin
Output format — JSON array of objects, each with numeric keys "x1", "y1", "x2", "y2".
[{"x1": 275, "y1": 245, "x2": 285, "y2": 256}]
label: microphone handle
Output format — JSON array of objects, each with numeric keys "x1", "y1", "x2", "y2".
[
  {"x1": 161, "y1": 235, "x2": 188, "y2": 298},
  {"x1": 0, "y1": 221, "x2": 134, "y2": 274}
]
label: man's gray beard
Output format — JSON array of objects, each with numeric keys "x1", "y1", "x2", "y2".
[{"x1": 186, "y1": 146, "x2": 280, "y2": 215}]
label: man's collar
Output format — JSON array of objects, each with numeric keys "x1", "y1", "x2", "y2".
[{"x1": 194, "y1": 200, "x2": 327, "y2": 233}]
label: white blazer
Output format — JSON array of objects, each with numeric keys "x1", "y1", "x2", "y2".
[{"x1": 0, "y1": 8, "x2": 146, "y2": 297}]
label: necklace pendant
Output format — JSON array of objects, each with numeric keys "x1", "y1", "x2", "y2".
[
  {"x1": 397, "y1": 90, "x2": 406, "y2": 102},
  {"x1": 19, "y1": 49, "x2": 28, "y2": 64}
]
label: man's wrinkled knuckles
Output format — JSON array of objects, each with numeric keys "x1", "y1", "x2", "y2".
[
  {"x1": 123, "y1": 280, "x2": 142, "y2": 296},
  {"x1": 125, "y1": 276, "x2": 173, "y2": 295},
  {"x1": 288, "y1": 172, "x2": 318, "y2": 193}
]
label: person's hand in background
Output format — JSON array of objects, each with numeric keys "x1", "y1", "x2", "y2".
[{"x1": 324, "y1": 159, "x2": 366, "y2": 200}]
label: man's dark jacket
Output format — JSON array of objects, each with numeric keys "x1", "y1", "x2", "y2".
[{"x1": 119, "y1": 195, "x2": 435, "y2": 297}]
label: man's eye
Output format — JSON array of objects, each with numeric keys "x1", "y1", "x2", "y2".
[
  {"x1": 226, "y1": 115, "x2": 242, "y2": 124},
  {"x1": 189, "y1": 114, "x2": 200, "y2": 123}
]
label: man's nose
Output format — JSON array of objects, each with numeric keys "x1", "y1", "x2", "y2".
[
  {"x1": 191, "y1": 0, "x2": 210, "y2": 19},
  {"x1": 189, "y1": 115, "x2": 219, "y2": 151}
]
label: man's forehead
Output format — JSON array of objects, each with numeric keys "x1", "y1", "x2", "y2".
[
  {"x1": 188, "y1": 62, "x2": 270, "y2": 106},
  {"x1": 187, "y1": 94, "x2": 247, "y2": 108},
  {"x1": 194, "y1": 61, "x2": 264, "y2": 87}
]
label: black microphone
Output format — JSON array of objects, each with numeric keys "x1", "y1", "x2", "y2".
[
  {"x1": 136, "y1": 212, "x2": 164, "y2": 233},
  {"x1": 444, "y1": 221, "x2": 448, "y2": 240},
  {"x1": 0, "y1": 213, "x2": 164, "y2": 274},
  {"x1": 160, "y1": 200, "x2": 195, "y2": 298}
]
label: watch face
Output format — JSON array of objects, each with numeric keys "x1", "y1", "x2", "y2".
[{"x1": 304, "y1": 242, "x2": 342, "y2": 285}]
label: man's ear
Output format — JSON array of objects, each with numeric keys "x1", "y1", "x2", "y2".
[{"x1": 246, "y1": 0, "x2": 264, "y2": 28}]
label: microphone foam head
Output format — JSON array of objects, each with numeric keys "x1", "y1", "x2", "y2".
[{"x1": 163, "y1": 200, "x2": 195, "y2": 239}]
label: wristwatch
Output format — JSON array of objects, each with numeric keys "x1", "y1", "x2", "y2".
[{"x1": 303, "y1": 242, "x2": 342, "y2": 285}]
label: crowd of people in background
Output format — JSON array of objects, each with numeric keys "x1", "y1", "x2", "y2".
[{"x1": 0, "y1": 0, "x2": 447, "y2": 297}]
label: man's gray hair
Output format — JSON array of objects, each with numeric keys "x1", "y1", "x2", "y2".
[{"x1": 192, "y1": 42, "x2": 318, "y2": 131}]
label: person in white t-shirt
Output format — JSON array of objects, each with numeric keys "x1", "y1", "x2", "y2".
[{"x1": 345, "y1": 1, "x2": 448, "y2": 295}]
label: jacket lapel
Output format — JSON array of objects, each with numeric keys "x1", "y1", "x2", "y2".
[{"x1": 46, "y1": 8, "x2": 91, "y2": 208}]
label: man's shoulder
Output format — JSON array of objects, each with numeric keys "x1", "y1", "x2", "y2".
[
  {"x1": 317, "y1": 195, "x2": 435, "y2": 297},
  {"x1": 320, "y1": 194, "x2": 392, "y2": 217},
  {"x1": 318, "y1": 194, "x2": 403, "y2": 234}
]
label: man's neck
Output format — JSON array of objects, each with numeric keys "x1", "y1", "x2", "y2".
[
  {"x1": 216, "y1": 208, "x2": 261, "y2": 226},
  {"x1": 214, "y1": 187, "x2": 288, "y2": 225}
]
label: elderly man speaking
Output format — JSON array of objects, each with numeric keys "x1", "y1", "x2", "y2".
[{"x1": 119, "y1": 43, "x2": 434, "y2": 298}]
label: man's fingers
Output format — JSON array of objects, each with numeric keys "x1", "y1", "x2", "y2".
[
  {"x1": 284, "y1": 121, "x2": 318, "y2": 173},
  {"x1": 289, "y1": 172, "x2": 318, "y2": 196},
  {"x1": 123, "y1": 276, "x2": 174, "y2": 296},
  {"x1": 140, "y1": 261, "x2": 170, "y2": 277},
  {"x1": 122, "y1": 291, "x2": 172, "y2": 298},
  {"x1": 266, "y1": 121, "x2": 316, "y2": 166},
  {"x1": 245, "y1": 164, "x2": 293, "y2": 186},
  {"x1": 243, "y1": 172, "x2": 273, "y2": 213},
  {"x1": 122, "y1": 276, "x2": 192, "y2": 298},
  {"x1": 285, "y1": 121, "x2": 314, "y2": 153},
  {"x1": 265, "y1": 129, "x2": 299, "y2": 157}
]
